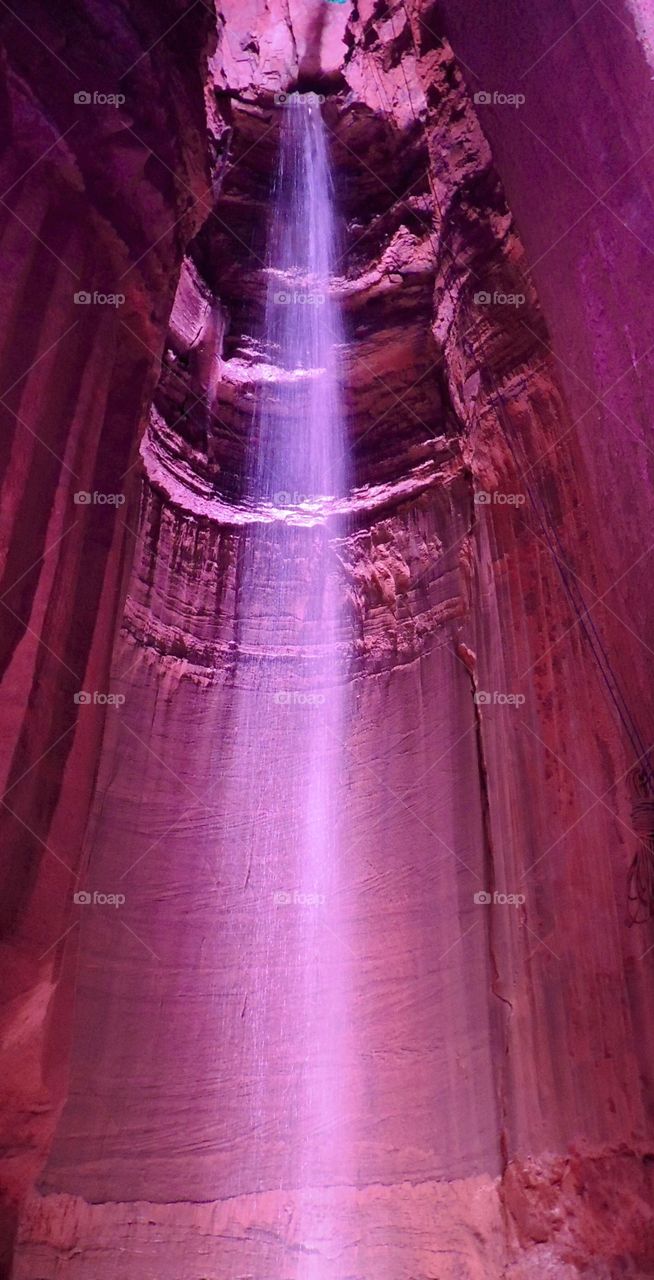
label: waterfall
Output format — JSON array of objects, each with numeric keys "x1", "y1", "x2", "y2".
[
  {"x1": 230, "y1": 93, "x2": 353, "y2": 1246},
  {"x1": 247, "y1": 95, "x2": 346, "y2": 506}
]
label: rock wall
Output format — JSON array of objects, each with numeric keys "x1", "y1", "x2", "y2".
[
  {"x1": 412, "y1": 0, "x2": 654, "y2": 1270},
  {"x1": 6, "y1": 1, "x2": 654, "y2": 1278},
  {"x1": 0, "y1": 0, "x2": 215, "y2": 1268}
]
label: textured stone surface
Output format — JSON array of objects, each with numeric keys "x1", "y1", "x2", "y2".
[
  {"x1": 0, "y1": 0, "x2": 215, "y2": 1265},
  {"x1": 415, "y1": 1, "x2": 654, "y2": 1271},
  {"x1": 14, "y1": 1176, "x2": 507, "y2": 1280}
]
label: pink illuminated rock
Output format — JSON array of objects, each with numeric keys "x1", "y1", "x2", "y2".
[
  {"x1": 4, "y1": 1, "x2": 654, "y2": 1278},
  {"x1": 0, "y1": 0, "x2": 215, "y2": 1265}
]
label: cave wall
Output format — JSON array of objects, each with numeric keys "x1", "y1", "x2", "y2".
[
  {"x1": 0, "y1": 0, "x2": 216, "y2": 1265},
  {"x1": 417, "y1": 0, "x2": 654, "y2": 1266},
  {"x1": 12, "y1": 15, "x2": 507, "y2": 1268},
  {"x1": 4, "y1": 1, "x2": 654, "y2": 1278},
  {"x1": 433, "y1": 0, "x2": 654, "y2": 773}
]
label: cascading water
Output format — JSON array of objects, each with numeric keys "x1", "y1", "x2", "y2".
[
  {"x1": 232, "y1": 94, "x2": 353, "y2": 1265},
  {"x1": 247, "y1": 95, "x2": 346, "y2": 504}
]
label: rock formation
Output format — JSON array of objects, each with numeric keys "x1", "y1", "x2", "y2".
[
  {"x1": 2, "y1": 1, "x2": 654, "y2": 1277},
  {"x1": 0, "y1": 0, "x2": 215, "y2": 1266}
]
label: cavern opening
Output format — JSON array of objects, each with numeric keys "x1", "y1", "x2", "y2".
[{"x1": 2, "y1": 2, "x2": 654, "y2": 1278}]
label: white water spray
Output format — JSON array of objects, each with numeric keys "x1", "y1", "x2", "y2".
[{"x1": 232, "y1": 96, "x2": 353, "y2": 1267}]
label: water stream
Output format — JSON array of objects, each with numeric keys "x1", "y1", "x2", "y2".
[{"x1": 234, "y1": 94, "x2": 353, "y2": 1256}]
